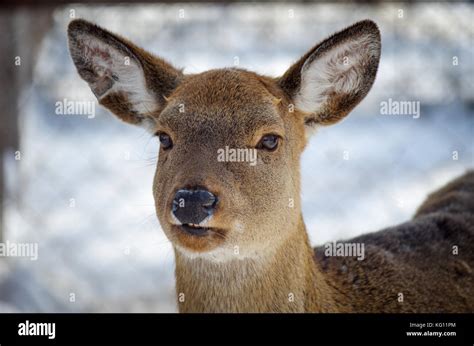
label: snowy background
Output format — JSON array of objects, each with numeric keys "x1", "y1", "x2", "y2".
[{"x1": 0, "y1": 2, "x2": 473, "y2": 312}]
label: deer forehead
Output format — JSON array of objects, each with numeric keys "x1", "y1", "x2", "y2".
[{"x1": 155, "y1": 69, "x2": 288, "y2": 134}]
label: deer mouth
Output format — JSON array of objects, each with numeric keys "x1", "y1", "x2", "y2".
[
  {"x1": 179, "y1": 223, "x2": 210, "y2": 237},
  {"x1": 170, "y1": 224, "x2": 227, "y2": 252}
]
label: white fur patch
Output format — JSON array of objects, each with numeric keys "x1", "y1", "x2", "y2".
[
  {"x1": 175, "y1": 244, "x2": 262, "y2": 263},
  {"x1": 76, "y1": 34, "x2": 158, "y2": 119},
  {"x1": 294, "y1": 34, "x2": 379, "y2": 114},
  {"x1": 169, "y1": 211, "x2": 212, "y2": 227}
]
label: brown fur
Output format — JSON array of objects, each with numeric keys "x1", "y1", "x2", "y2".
[
  {"x1": 68, "y1": 19, "x2": 474, "y2": 313},
  {"x1": 316, "y1": 172, "x2": 474, "y2": 312}
]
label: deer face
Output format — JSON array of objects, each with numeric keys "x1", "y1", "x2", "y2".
[
  {"x1": 152, "y1": 69, "x2": 305, "y2": 257},
  {"x1": 68, "y1": 19, "x2": 380, "y2": 260}
]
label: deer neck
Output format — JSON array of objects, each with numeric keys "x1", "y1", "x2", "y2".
[{"x1": 174, "y1": 217, "x2": 340, "y2": 312}]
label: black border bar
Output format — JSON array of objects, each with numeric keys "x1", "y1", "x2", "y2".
[{"x1": 0, "y1": 313, "x2": 472, "y2": 345}]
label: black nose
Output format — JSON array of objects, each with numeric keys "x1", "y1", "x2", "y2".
[{"x1": 172, "y1": 189, "x2": 218, "y2": 225}]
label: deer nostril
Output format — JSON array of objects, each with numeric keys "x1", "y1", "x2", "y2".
[
  {"x1": 202, "y1": 194, "x2": 217, "y2": 209},
  {"x1": 172, "y1": 188, "x2": 218, "y2": 225},
  {"x1": 172, "y1": 199, "x2": 180, "y2": 213}
]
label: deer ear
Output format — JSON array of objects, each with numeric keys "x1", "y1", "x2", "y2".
[
  {"x1": 67, "y1": 19, "x2": 182, "y2": 129},
  {"x1": 279, "y1": 20, "x2": 381, "y2": 130}
]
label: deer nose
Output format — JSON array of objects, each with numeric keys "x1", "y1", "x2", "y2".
[{"x1": 172, "y1": 189, "x2": 218, "y2": 225}]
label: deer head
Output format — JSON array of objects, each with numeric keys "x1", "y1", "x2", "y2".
[{"x1": 68, "y1": 19, "x2": 381, "y2": 262}]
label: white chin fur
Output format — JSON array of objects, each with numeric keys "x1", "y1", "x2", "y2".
[{"x1": 175, "y1": 244, "x2": 260, "y2": 263}]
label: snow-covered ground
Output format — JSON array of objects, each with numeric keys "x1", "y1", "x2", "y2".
[{"x1": 1, "y1": 3, "x2": 473, "y2": 312}]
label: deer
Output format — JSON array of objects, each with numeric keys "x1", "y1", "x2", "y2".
[{"x1": 67, "y1": 19, "x2": 474, "y2": 313}]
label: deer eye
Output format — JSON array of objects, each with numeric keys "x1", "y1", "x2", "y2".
[
  {"x1": 157, "y1": 132, "x2": 173, "y2": 150},
  {"x1": 257, "y1": 134, "x2": 279, "y2": 151}
]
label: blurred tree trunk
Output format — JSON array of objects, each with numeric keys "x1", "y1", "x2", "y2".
[{"x1": 0, "y1": 8, "x2": 53, "y2": 242}]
